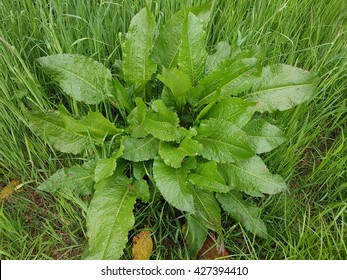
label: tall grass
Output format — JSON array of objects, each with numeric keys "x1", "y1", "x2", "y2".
[{"x1": 0, "y1": 0, "x2": 346, "y2": 259}]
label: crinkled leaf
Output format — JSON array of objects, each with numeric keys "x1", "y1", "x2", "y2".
[
  {"x1": 188, "y1": 161, "x2": 230, "y2": 193},
  {"x1": 38, "y1": 160, "x2": 96, "y2": 196},
  {"x1": 218, "y1": 156, "x2": 287, "y2": 196},
  {"x1": 28, "y1": 110, "x2": 88, "y2": 154},
  {"x1": 158, "y1": 138, "x2": 202, "y2": 168},
  {"x1": 153, "y1": 157, "x2": 195, "y2": 213},
  {"x1": 27, "y1": 111, "x2": 86, "y2": 154},
  {"x1": 203, "y1": 97, "x2": 256, "y2": 127},
  {"x1": 188, "y1": 47, "x2": 263, "y2": 107},
  {"x1": 178, "y1": 12, "x2": 207, "y2": 85},
  {"x1": 143, "y1": 100, "x2": 186, "y2": 141},
  {"x1": 122, "y1": 136, "x2": 159, "y2": 162},
  {"x1": 152, "y1": 4, "x2": 211, "y2": 69},
  {"x1": 185, "y1": 215, "x2": 208, "y2": 258},
  {"x1": 192, "y1": 187, "x2": 222, "y2": 234},
  {"x1": 157, "y1": 68, "x2": 192, "y2": 108},
  {"x1": 216, "y1": 191, "x2": 267, "y2": 238},
  {"x1": 66, "y1": 111, "x2": 123, "y2": 144},
  {"x1": 243, "y1": 119, "x2": 286, "y2": 153},
  {"x1": 37, "y1": 54, "x2": 112, "y2": 104},
  {"x1": 28, "y1": 110, "x2": 122, "y2": 154},
  {"x1": 127, "y1": 98, "x2": 148, "y2": 138},
  {"x1": 246, "y1": 64, "x2": 316, "y2": 112},
  {"x1": 85, "y1": 175, "x2": 136, "y2": 259},
  {"x1": 205, "y1": 41, "x2": 231, "y2": 74},
  {"x1": 151, "y1": 10, "x2": 185, "y2": 68},
  {"x1": 123, "y1": 7, "x2": 157, "y2": 92},
  {"x1": 194, "y1": 118, "x2": 255, "y2": 163}
]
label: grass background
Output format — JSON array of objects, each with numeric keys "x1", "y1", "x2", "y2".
[{"x1": 0, "y1": 0, "x2": 346, "y2": 259}]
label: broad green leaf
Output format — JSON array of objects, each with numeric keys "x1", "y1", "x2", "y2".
[
  {"x1": 94, "y1": 157, "x2": 117, "y2": 183},
  {"x1": 85, "y1": 175, "x2": 136, "y2": 259},
  {"x1": 185, "y1": 215, "x2": 208, "y2": 259},
  {"x1": 37, "y1": 54, "x2": 112, "y2": 104},
  {"x1": 158, "y1": 138, "x2": 202, "y2": 168},
  {"x1": 205, "y1": 41, "x2": 231, "y2": 74},
  {"x1": 245, "y1": 64, "x2": 316, "y2": 112},
  {"x1": 153, "y1": 157, "x2": 195, "y2": 213},
  {"x1": 127, "y1": 98, "x2": 148, "y2": 138},
  {"x1": 38, "y1": 160, "x2": 96, "y2": 196},
  {"x1": 65, "y1": 111, "x2": 123, "y2": 144},
  {"x1": 216, "y1": 191, "x2": 267, "y2": 238},
  {"x1": 27, "y1": 110, "x2": 92, "y2": 154},
  {"x1": 203, "y1": 97, "x2": 256, "y2": 127},
  {"x1": 143, "y1": 100, "x2": 186, "y2": 141},
  {"x1": 218, "y1": 156, "x2": 287, "y2": 196},
  {"x1": 243, "y1": 119, "x2": 286, "y2": 153},
  {"x1": 194, "y1": 118, "x2": 255, "y2": 163},
  {"x1": 122, "y1": 136, "x2": 159, "y2": 162},
  {"x1": 152, "y1": 3, "x2": 211, "y2": 69},
  {"x1": 28, "y1": 110, "x2": 122, "y2": 154},
  {"x1": 192, "y1": 187, "x2": 222, "y2": 234},
  {"x1": 152, "y1": 10, "x2": 185, "y2": 68},
  {"x1": 188, "y1": 161, "x2": 230, "y2": 193},
  {"x1": 123, "y1": 7, "x2": 157, "y2": 92},
  {"x1": 157, "y1": 68, "x2": 192, "y2": 108},
  {"x1": 188, "y1": 47, "x2": 263, "y2": 107},
  {"x1": 178, "y1": 12, "x2": 207, "y2": 85}
]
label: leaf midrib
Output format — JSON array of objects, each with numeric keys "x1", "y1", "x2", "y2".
[
  {"x1": 197, "y1": 67, "x2": 255, "y2": 105},
  {"x1": 222, "y1": 192, "x2": 266, "y2": 235},
  {"x1": 227, "y1": 161, "x2": 285, "y2": 192},
  {"x1": 193, "y1": 188, "x2": 221, "y2": 233},
  {"x1": 246, "y1": 83, "x2": 313, "y2": 98},
  {"x1": 48, "y1": 63, "x2": 101, "y2": 94},
  {"x1": 125, "y1": 137, "x2": 157, "y2": 154},
  {"x1": 39, "y1": 170, "x2": 94, "y2": 191},
  {"x1": 199, "y1": 137, "x2": 253, "y2": 155},
  {"x1": 33, "y1": 113, "x2": 88, "y2": 140},
  {"x1": 102, "y1": 187, "x2": 132, "y2": 259}
]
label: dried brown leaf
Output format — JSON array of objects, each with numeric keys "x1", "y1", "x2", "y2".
[
  {"x1": 0, "y1": 179, "x2": 21, "y2": 202},
  {"x1": 132, "y1": 229, "x2": 153, "y2": 260},
  {"x1": 198, "y1": 234, "x2": 230, "y2": 260}
]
